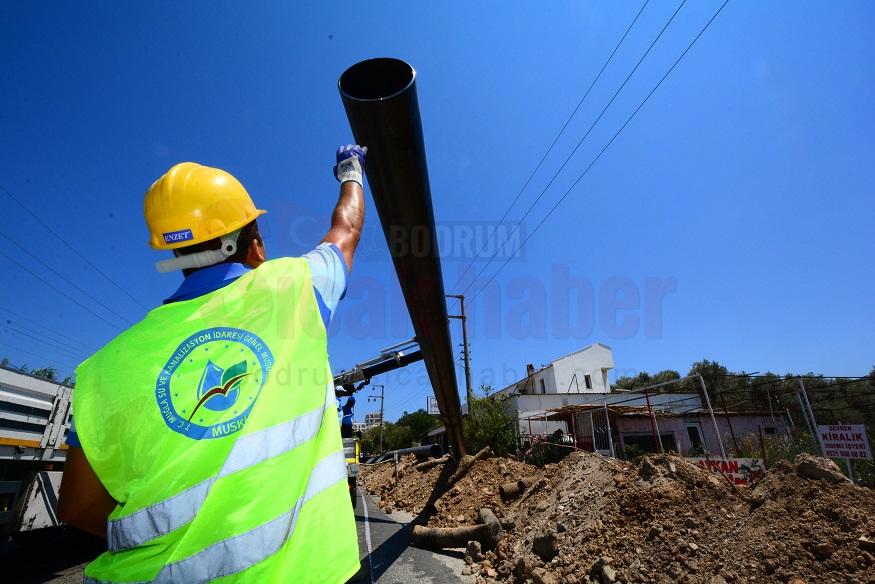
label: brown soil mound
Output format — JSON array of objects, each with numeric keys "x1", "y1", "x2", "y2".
[{"x1": 360, "y1": 452, "x2": 875, "y2": 583}]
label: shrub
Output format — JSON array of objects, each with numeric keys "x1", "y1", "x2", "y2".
[{"x1": 463, "y1": 395, "x2": 517, "y2": 457}]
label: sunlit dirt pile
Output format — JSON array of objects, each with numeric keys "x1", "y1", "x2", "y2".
[{"x1": 359, "y1": 452, "x2": 875, "y2": 583}]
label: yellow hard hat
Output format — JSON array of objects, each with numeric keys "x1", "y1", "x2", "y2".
[{"x1": 144, "y1": 162, "x2": 267, "y2": 250}]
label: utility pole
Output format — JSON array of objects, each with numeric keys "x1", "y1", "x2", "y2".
[
  {"x1": 369, "y1": 384, "x2": 385, "y2": 453},
  {"x1": 447, "y1": 294, "x2": 473, "y2": 410}
]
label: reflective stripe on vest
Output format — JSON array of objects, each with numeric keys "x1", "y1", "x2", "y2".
[
  {"x1": 108, "y1": 403, "x2": 326, "y2": 551},
  {"x1": 155, "y1": 450, "x2": 346, "y2": 583},
  {"x1": 85, "y1": 450, "x2": 346, "y2": 584}
]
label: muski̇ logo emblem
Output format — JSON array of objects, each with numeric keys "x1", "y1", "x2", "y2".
[
  {"x1": 191, "y1": 360, "x2": 253, "y2": 418},
  {"x1": 155, "y1": 327, "x2": 274, "y2": 440}
]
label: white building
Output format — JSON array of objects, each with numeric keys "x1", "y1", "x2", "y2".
[
  {"x1": 364, "y1": 412, "x2": 382, "y2": 429},
  {"x1": 492, "y1": 342, "x2": 616, "y2": 398},
  {"x1": 489, "y1": 343, "x2": 698, "y2": 439}
]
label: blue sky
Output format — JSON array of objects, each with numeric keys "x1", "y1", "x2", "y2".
[{"x1": 1, "y1": 1, "x2": 873, "y2": 422}]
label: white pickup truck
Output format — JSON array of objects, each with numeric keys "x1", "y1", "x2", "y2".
[{"x1": 0, "y1": 363, "x2": 72, "y2": 538}]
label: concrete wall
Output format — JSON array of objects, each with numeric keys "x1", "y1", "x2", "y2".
[
  {"x1": 550, "y1": 343, "x2": 614, "y2": 393},
  {"x1": 615, "y1": 413, "x2": 790, "y2": 457},
  {"x1": 506, "y1": 392, "x2": 703, "y2": 436}
]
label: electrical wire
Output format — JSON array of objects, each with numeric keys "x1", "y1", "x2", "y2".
[
  {"x1": 1, "y1": 324, "x2": 89, "y2": 359},
  {"x1": 461, "y1": 0, "x2": 691, "y2": 297},
  {"x1": 717, "y1": 376, "x2": 871, "y2": 398},
  {"x1": 719, "y1": 373, "x2": 870, "y2": 379},
  {"x1": 468, "y1": 0, "x2": 732, "y2": 303},
  {"x1": 393, "y1": 384, "x2": 434, "y2": 413},
  {"x1": 452, "y1": 0, "x2": 652, "y2": 288},
  {"x1": 0, "y1": 182, "x2": 149, "y2": 310},
  {"x1": 0, "y1": 248, "x2": 124, "y2": 331},
  {"x1": 0, "y1": 340, "x2": 79, "y2": 372},
  {"x1": 0, "y1": 306, "x2": 97, "y2": 351},
  {"x1": 0, "y1": 231, "x2": 134, "y2": 326}
]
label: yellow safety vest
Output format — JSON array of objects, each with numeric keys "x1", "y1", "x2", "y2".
[{"x1": 73, "y1": 258, "x2": 359, "y2": 583}]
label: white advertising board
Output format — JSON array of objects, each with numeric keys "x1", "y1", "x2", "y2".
[
  {"x1": 427, "y1": 396, "x2": 440, "y2": 415},
  {"x1": 688, "y1": 457, "x2": 765, "y2": 486},
  {"x1": 817, "y1": 424, "x2": 872, "y2": 460}
]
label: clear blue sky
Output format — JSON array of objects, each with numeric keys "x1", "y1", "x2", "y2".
[{"x1": 1, "y1": 1, "x2": 873, "y2": 422}]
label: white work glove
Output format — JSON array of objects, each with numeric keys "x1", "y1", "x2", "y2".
[{"x1": 334, "y1": 144, "x2": 367, "y2": 187}]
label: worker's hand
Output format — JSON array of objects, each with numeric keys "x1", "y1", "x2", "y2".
[{"x1": 334, "y1": 144, "x2": 367, "y2": 187}]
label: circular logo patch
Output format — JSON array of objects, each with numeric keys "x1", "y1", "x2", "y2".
[{"x1": 155, "y1": 327, "x2": 274, "y2": 440}]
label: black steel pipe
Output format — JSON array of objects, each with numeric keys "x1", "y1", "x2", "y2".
[
  {"x1": 376, "y1": 444, "x2": 443, "y2": 463},
  {"x1": 339, "y1": 58, "x2": 466, "y2": 456}
]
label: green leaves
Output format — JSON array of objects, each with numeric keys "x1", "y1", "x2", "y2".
[{"x1": 464, "y1": 387, "x2": 517, "y2": 457}]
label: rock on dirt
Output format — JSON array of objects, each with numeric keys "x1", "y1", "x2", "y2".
[
  {"x1": 531, "y1": 532, "x2": 559, "y2": 562},
  {"x1": 466, "y1": 540, "x2": 484, "y2": 564},
  {"x1": 360, "y1": 451, "x2": 875, "y2": 583},
  {"x1": 795, "y1": 453, "x2": 850, "y2": 484}
]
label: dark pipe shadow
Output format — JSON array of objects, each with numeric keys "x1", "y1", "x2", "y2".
[{"x1": 351, "y1": 460, "x2": 461, "y2": 583}]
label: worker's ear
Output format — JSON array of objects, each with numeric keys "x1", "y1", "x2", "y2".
[{"x1": 245, "y1": 238, "x2": 266, "y2": 268}]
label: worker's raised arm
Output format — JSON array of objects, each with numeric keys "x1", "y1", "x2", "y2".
[{"x1": 322, "y1": 144, "x2": 366, "y2": 272}]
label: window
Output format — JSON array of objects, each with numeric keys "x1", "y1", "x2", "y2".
[
  {"x1": 584, "y1": 374, "x2": 593, "y2": 390},
  {"x1": 539, "y1": 379, "x2": 546, "y2": 394},
  {"x1": 686, "y1": 424, "x2": 704, "y2": 452},
  {"x1": 764, "y1": 427, "x2": 777, "y2": 435},
  {"x1": 621, "y1": 433, "x2": 678, "y2": 457}
]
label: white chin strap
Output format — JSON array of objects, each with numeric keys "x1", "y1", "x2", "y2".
[{"x1": 155, "y1": 231, "x2": 240, "y2": 273}]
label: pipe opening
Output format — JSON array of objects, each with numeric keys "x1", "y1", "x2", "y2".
[{"x1": 339, "y1": 58, "x2": 415, "y2": 101}]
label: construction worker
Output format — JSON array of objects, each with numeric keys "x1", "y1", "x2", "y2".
[
  {"x1": 340, "y1": 396, "x2": 356, "y2": 438},
  {"x1": 57, "y1": 145, "x2": 367, "y2": 584}
]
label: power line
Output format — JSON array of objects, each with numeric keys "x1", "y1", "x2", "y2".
[
  {"x1": 462, "y1": 0, "x2": 690, "y2": 297},
  {"x1": 453, "y1": 0, "x2": 652, "y2": 288},
  {"x1": 719, "y1": 373, "x2": 870, "y2": 380},
  {"x1": 0, "y1": 248, "x2": 124, "y2": 331},
  {"x1": 394, "y1": 383, "x2": 435, "y2": 413},
  {"x1": 0, "y1": 306, "x2": 97, "y2": 352},
  {"x1": 468, "y1": 0, "x2": 732, "y2": 303},
  {"x1": 0, "y1": 230, "x2": 134, "y2": 326},
  {"x1": 0, "y1": 182, "x2": 150, "y2": 310},
  {"x1": 0, "y1": 331, "x2": 84, "y2": 363},
  {"x1": 0, "y1": 340, "x2": 78, "y2": 371},
  {"x1": 717, "y1": 376, "x2": 871, "y2": 398},
  {"x1": 1, "y1": 324, "x2": 89, "y2": 358}
]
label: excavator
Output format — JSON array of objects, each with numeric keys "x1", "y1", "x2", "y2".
[{"x1": 333, "y1": 339, "x2": 423, "y2": 507}]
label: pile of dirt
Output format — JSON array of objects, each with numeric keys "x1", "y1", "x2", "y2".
[{"x1": 359, "y1": 452, "x2": 875, "y2": 583}]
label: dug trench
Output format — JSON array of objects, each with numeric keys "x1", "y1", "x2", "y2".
[{"x1": 359, "y1": 451, "x2": 875, "y2": 584}]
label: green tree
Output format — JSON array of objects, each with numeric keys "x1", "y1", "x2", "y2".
[
  {"x1": 382, "y1": 423, "x2": 414, "y2": 451},
  {"x1": 30, "y1": 367, "x2": 57, "y2": 381},
  {"x1": 614, "y1": 370, "x2": 680, "y2": 391},
  {"x1": 360, "y1": 426, "x2": 382, "y2": 455},
  {"x1": 652, "y1": 370, "x2": 681, "y2": 384},
  {"x1": 395, "y1": 408, "x2": 441, "y2": 441},
  {"x1": 613, "y1": 371, "x2": 650, "y2": 390},
  {"x1": 686, "y1": 359, "x2": 734, "y2": 404},
  {"x1": 463, "y1": 386, "x2": 517, "y2": 456}
]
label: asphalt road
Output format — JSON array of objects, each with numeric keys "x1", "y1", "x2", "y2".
[
  {"x1": 350, "y1": 487, "x2": 471, "y2": 584},
  {"x1": 0, "y1": 487, "x2": 469, "y2": 584}
]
